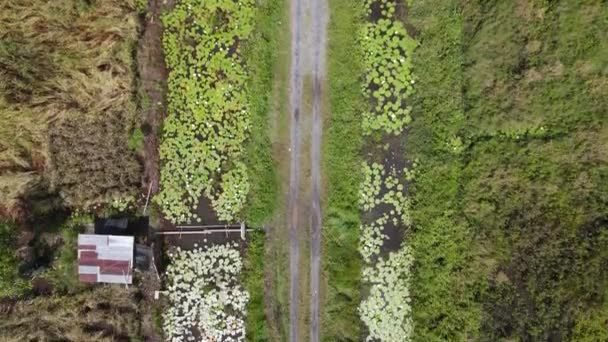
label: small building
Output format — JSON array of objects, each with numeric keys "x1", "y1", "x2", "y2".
[
  {"x1": 94, "y1": 216, "x2": 149, "y2": 236},
  {"x1": 78, "y1": 234, "x2": 134, "y2": 284}
]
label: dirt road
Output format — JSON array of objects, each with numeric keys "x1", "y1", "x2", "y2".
[
  {"x1": 288, "y1": 0, "x2": 327, "y2": 339},
  {"x1": 288, "y1": 0, "x2": 304, "y2": 339},
  {"x1": 309, "y1": 0, "x2": 328, "y2": 339}
]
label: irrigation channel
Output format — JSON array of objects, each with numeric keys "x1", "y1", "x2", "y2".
[{"x1": 288, "y1": 0, "x2": 328, "y2": 339}]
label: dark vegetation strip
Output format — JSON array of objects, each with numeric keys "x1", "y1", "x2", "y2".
[
  {"x1": 0, "y1": 221, "x2": 29, "y2": 297},
  {"x1": 461, "y1": 1, "x2": 608, "y2": 340},
  {"x1": 242, "y1": 231, "x2": 269, "y2": 341},
  {"x1": 406, "y1": 0, "x2": 485, "y2": 340},
  {"x1": 242, "y1": 0, "x2": 283, "y2": 228},
  {"x1": 322, "y1": 0, "x2": 364, "y2": 340},
  {"x1": 240, "y1": 0, "x2": 285, "y2": 340},
  {"x1": 407, "y1": 0, "x2": 608, "y2": 340}
]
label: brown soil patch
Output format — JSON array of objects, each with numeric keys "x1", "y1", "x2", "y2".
[
  {"x1": 138, "y1": 0, "x2": 170, "y2": 198},
  {"x1": 135, "y1": 2, "x2": 175, "y2": 340}
]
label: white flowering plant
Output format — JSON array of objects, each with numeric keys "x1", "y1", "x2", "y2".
[{"x1": 163, "y1": 243, "x2": 250, "y2": 342}]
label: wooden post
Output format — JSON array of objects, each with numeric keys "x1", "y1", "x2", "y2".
[{"x1": 143, "y1": 183, "x2": 153, "y2": 215}]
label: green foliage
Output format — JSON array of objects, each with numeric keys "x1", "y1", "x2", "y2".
[
  {"x1": 241, "y1": 0, "x2": 283, "y2": 227},
  {"x1": 135, "y1": 0, "x2": 147, "y2": 13},
  {"x1": 43, "y1": 214, "x2": 90, "y2": 295},
  {"x1": 359, "y1": 0, "x2": 417, "y2": 135},
  {"x1": 407, "y1": 0, "x2": 608, "y2": 340},
  {"x1": 572, "y1": 291, "x2": 608, "y2": 342},
  {"x1": 153, "y1": 306, "x2": 164, "y2": 337},
  {"x1": 128, "y1": 127, "x2": 145, "y2": 151},
  {"x1": 0, "y1": 221, "x2": 29, "y2": 297},
  {"x1": 406, "y1": 0, "x2": 486, "y2": 340},
  {"x1": 242, "y1": 231, "x2": 269, "y2": 341},
  {"x1": 462, "y1": 1, "x2": 607, "y2": 136},
  {"x1": 157, "y1": 0, "x2": 256, "y2": 224},
  {"x1": 466, "y1": 138, "x2": 608, "y2": 340},
  {"x1": 322, "y1": 0, "x2": 365, "y2": 340},
  {"x1": 110, "y1": 195, "x2": 137, "y2": 213},
  {"x1": 461, "y1": 1, "x2": 608, "y2": 340}
]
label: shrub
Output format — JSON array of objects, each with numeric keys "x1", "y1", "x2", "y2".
[{"x1": 0, "y1": 221, "x2": 29, "y2": 297}]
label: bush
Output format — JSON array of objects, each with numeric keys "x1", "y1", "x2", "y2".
[{"x1": 0, "y1": 221, "x2": 29, "y2": 297}]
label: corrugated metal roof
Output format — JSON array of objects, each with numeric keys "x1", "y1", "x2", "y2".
[{"x1": 78, "y1": 234, "x2": 134, "y2": 284}]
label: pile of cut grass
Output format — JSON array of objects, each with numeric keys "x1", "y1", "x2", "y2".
[{"x1": 0, "y1": 286, "x2": 142, "y2": 341}]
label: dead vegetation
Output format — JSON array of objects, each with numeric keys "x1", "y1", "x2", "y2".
[
  {"x1": 48, "y1": 115, "x2": 141, "y2": 209},
  {"x1": 0, "y1": 286, "x2": 142, "y2": 341},
  {"x1": 0, "y1": 0, "x2": 141, "y2": 219}
]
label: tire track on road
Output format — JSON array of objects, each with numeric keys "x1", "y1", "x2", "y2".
[
  {"x1": 289, "y1": 0, "x2": 327, "y2": 339},
  {"x1": 288, "y1": 0, "x2": 304, "y2": 339},
  {"x1": 310, "y1": 0, "x2": 328, "y2": 339}
]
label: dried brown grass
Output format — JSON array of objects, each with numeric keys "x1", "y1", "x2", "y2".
[
  {"x1": 0, "y1": 0, "x2": 140, "y2": 216},
  {"x1": 0, "y1": 286, "x2": 141, "y2": 341}
]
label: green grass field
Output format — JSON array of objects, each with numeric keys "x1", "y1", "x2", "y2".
[
  {"x1": 322, "y1": 0, "x2": 365, "y2": 340},
  {"x1": 407, "y1": 0, "x2": 608, "y2": 340},
  {"x1": 242, "y1": 0, "x2": 284, "y2": 228},
  {"x1": 241, "y1": 0, "x2": 287, "y2": 339},
  {"x1": 0, "y1": 0, "x2": 606, "y2": 340}
]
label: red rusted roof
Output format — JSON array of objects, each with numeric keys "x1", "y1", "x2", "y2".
[
  {"x1": 79, "y1": 273, "x2": 98, "y2": 283},
  {"x1": 77, "y1": 234, "x2": 133, "y2": 284},
  {"x1": 78, "y1": 244, "x2": 97, "y2": 250}
]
